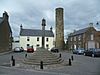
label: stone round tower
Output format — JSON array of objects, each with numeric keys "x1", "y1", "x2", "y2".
[{"x1": 55, "y1": 7, "x2": 64, "y2": 50}]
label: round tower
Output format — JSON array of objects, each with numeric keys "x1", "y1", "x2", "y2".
[{"x1": 55, "y1": 7, "x2": 64, "y2": 50}]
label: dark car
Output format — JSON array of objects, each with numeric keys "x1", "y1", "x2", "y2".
[
  {"x1": 73, "y1": 48, "x2": 85, "y2": 54},
  {"x1": 84, "y1": 48, "x2": 100, "y2": 57},
  {"x1": 27, "y1": 46, "x2": 34, "y2": 53},
  {"x1": 14, "y1": 47, "x2": 24, "y2": 52},
  {"x1": 51, "y1": 47, "x2": 59, "y2": 53}
]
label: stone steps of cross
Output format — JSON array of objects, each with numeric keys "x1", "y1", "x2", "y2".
[{"x1": 24, "y1": 48, "x2": 63, "y2": 65}]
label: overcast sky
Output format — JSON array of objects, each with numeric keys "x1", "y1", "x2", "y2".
[{"x1": 0, "y1": 0, "x2": 100, "y2": 39}]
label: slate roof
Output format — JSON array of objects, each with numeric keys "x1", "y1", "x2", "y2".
[
  {"x1": 69, "y1": 27, "x2": 89, "y2": 36},
  {"x1": 20, "y1": 29, "x2": 54, "y2": 37}
]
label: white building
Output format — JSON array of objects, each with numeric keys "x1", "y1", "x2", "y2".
[{"x1": 19, "y1": 19, "x2": 54, "y2": 51}]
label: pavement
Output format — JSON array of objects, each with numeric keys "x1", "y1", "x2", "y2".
[
  {"x1": 0, "y1": 65, "x2": 70, "y2": 75},
  {"x1": 0, "y1": 50, "x2": 13, "y2": 56},
  {"x1": 0, "y1": 51, "x2": 100, "y2": 75}
]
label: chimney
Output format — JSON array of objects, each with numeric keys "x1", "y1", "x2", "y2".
[{"x1": 3, "y1": 11, "x2": 9, "y2": 20}]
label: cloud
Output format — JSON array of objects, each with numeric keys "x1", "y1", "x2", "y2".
[{"x1": 0, "y1": 0, "x2": 100, "y2": 39}]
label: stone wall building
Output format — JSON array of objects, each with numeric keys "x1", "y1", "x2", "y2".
[
  {"x1": 55, "y1": 7, "x2": 64, "y2": 50},
  {"x1": 0, "y1": 11, "x2": 12, "y2": 52},
  {"x1": 68, "y1": 23, "x2": 100, "y2": 50}
]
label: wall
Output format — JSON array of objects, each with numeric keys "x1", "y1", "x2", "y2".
[{"x1": 20, "y1": 36, "x2": 54, "y2": 51}]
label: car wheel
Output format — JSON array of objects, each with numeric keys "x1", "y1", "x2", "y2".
[{"x1": 92, "y1": 54, "x2": 95, "y2": 57}]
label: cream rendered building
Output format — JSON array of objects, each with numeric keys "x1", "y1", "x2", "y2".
[{"x1": 20, "y1": 19, "x2": 54, "y2": 51}]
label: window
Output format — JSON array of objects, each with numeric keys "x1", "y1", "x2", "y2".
[
  {"x1": 71, "y1": 37, "x2": 72, "y2": 41},
  {"x1": 46, "y1": 44, "x2": 49, "y2": 48},
  {"x1": 27, "y1": 44, "x2": 30, "y2": 47},
  {"x1": 27, "y1": 37, "x2": 29, "y2": 41},
  {"x1": 37, "y1": 37, "x2": 39, "y2": 41},
  {"x1": 37, "y1": 44, "x2": 40, "y2": 47},
  {"x1": 71, "y1": 45, "x2": 73, "y2": 49},
  {"x1": 91, "y1": 34, "x2": 94, "y2": 40},
  {"x1": 46, "y1": 38, "x2": 48, "y2": 42},
  {"x1": 74, "y1": 44, "x2": 76, "y2": 49},
  {"x1": 74, "y1": 36, "x2": 76, "y2": 41},
  {"x1": 78, "y1": 35, "x2": 81, "y2": 41}
]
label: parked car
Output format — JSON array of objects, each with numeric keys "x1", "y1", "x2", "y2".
[
  {"x1": 84, "y1": 48, "x2": 100, "y2": 57},
  {"x1": 73, "y1": 48, "x2": 85, "y2": 54},
  {"x1": 27, "y1": 46, "x2": 34, "y2": 53},
  {"x1": 14, "y1": 47, "x2": 24, "y2": 52},
  {"x1": 51, "y1": 47, "x2": 59, "y2": 53}
]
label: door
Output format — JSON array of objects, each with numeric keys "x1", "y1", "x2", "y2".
[{"x1": 88, "y1": 41, "x2": 95, "y2": 49}]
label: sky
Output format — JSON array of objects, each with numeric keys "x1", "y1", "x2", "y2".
[{"x1": 0, "y1": 0, "x2": 100, "y2": 40}]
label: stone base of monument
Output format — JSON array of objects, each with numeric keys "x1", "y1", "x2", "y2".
[
  {"x1": 1, "y1": 48, "x2": 69, "y2": 70},
  {"x1": 13, "y1": 60, "x2": 68, "y2": 70},
  {"x1": 23, "y1": 47, "x2": 63, "y2": 65}
]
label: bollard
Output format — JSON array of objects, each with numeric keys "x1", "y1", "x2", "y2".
[
  {"x1": 69, "y1": 58, "x2": 72, "y2": 66},
  {"x1": 71, "y1": 55, "x2": 74, "y2": 61},
  {"x1": 40, "y1": 61, "x2": 43, "y2": 69},
  {"x1": 12, "y1": 59, "x2": 15, "y2": 66},
  {"x1": 59, "y1": 53, "x2": 61, "y2": 58},
  {"x1": 25, "y1": 54, "x2": 27, "y2": 58}
]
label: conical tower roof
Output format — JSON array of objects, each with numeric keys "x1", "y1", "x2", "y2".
[{"x1": 23, "y1": 48, "x2": 63, "y2": 65}]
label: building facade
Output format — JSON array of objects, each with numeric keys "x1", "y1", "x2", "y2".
[
  {"x1": 68, "y1": 23, "x2": 100, "y2": 50},
  {"x1": 55, "y1": 7, "x2": 64, "y2": 50},
  {"x1": 20, "y1": 19, "x2": 54, "y2": 51},
  {"x1": 0, "y1": 11, "x2": 12, "y2": 52}
]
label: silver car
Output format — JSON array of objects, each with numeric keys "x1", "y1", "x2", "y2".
[
  {"x1": 73, "y1": 48, "x2": 85, "y2": 54},
  {"x1": 14, "y1": 47, "x2": 24, "y2": 52}
]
